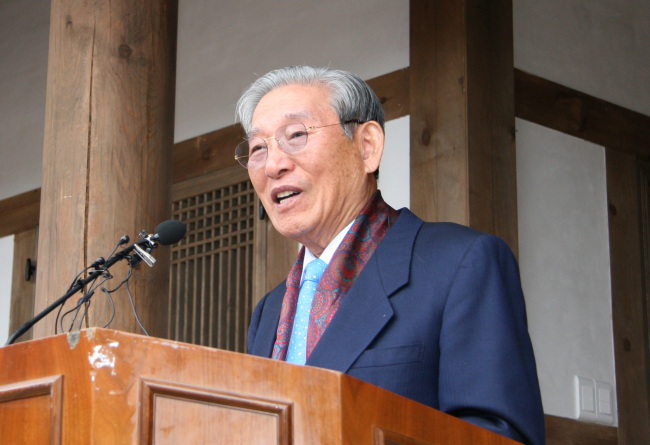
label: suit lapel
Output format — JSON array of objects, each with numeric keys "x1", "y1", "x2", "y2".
[
  {"x1": 307, "y1": 209, "x2": 423, "y2": 373},
  {"x1": 251, "y1": 283, "x2": 286, "y2": 357}
]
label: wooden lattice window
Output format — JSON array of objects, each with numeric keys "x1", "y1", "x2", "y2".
[{"x1": 168, "y1": 166, "x2": 264, "y2": 352}]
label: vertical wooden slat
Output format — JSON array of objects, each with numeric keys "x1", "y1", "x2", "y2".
[
  {"x1": 217, "y1": 224, "x2": 225, "y2": 348},
  {"x1": 208, "y1": 247, "x2": 215, "y2": 347},
  {"x1": 234, "y1": 183, "x2": 240, "y2": 351}
]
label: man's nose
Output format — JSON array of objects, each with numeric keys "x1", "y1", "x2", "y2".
[{"x1": 264, "y1": 138, "x2": 292, "y2": 177}]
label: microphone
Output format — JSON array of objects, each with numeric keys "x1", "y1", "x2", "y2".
[
  {"x1": 4, "y1": 219, "x2": 187, "y2": 345},
  {"x1": 152, "y1": 219, "x2": 187, "y2": 245},
  {"x1": 131, "y1": 220, "x2": 186, "y2": 267}
]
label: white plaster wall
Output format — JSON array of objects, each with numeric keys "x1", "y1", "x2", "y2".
[
  {"x1": 0, "y1": 236, "x2": 15, "y2": 345},
  {"x1": 516, "y1": 118, "x2": 615, "y2": 422},
  {"x1": 0, "y1": 0, "x2": 50, "y2": 201},
  {"x1": 175, "y1": 0, "x2": 409, "y2": 143},
  {"x1": 380, "y1": 116, "x2": 410, "y2": 211},
  {"x1": 514, "y1": 0, "x2": 650, "y2": 116}
]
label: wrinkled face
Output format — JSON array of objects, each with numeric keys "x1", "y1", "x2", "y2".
[{"x1": 247, "y1": 84, "x2": 375, "y2": 255}]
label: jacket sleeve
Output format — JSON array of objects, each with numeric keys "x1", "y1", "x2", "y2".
[{"x1": 438, "y1": 233, "x2": 545, "y2": 445}]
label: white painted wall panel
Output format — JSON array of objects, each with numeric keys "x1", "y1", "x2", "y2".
[
  {"x1": 514, "y1": 0, "x2": 650, "y2": 116},
  {"x1": 0, "y1": 235, "x2": 14, "y2": 345},
  {"x1": 516, "y1": 118, "x2": 616, "y2": 422}
]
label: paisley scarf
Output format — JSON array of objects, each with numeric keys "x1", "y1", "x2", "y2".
[{"x1": 271, "y1": 191, "x2": 398, "y2": 361}]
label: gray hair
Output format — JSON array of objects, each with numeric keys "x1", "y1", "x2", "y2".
[{"x1": 236, "y1": 66, "x2": 385, "y2": 139}]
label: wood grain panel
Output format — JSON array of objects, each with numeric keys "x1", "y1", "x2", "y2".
[
  {"x1": 139, "y1": 377, "x2": 292, "y2": 444},
  {"x1": 373, "y1": 426, "x2": 433, "y2": 445},
  {"x1": 0, "y1": 375, "x2": 63, "y2": 444},
  {"x1": 0, "y1": 329, "x2": 520, "y2": 444}
]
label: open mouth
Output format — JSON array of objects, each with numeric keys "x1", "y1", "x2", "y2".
[{"x1": 275, "y1": 190, "x2": 300, "y2": 204}]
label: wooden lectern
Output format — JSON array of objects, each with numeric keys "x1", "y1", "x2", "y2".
[{"x1": 0, "y1": 329, "x2": 518, "y2": 444}]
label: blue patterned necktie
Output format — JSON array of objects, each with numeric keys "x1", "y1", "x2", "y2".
[{"x1": 286, "y1": 258, "x2": 327, "y2": 365}]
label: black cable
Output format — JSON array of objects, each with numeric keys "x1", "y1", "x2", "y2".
[
  {"x1": 100, "y1": 287, "x2": 116, "y2": 328},
  {"x1": 125, "y1": 264, "x2": 149, "y2": 336},
  {"x1": 54, "y1": 300, "x2": 65, "y2": 335},
  {"x1": 62, "y1": 301, "x2": 83, "y2": 333},
  {"x1": 75, "y1": 273, "x2": 114, "y2": 331},
  {"x1": 77, "y1": 297, "x2": 92, "y2": 332},
  {"x1": 102, "y1": 265, "x2": 130, "y2": 293}
]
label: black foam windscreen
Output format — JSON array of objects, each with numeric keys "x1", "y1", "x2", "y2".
[{"x1": 155, "y1": 219, "x2": 186, "y2": 245}]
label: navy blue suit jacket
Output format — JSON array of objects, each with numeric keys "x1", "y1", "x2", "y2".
[{"x1": 248, "y1": 209, "x2": 545, "y2": 444}]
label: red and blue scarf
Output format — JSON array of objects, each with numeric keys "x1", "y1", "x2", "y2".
[{"x1": 271, "y1": 191, "x2": 398, "y2": 361}]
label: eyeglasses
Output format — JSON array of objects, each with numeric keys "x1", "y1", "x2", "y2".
[{"x1": 234, "y1": 120, "x2": 359, "y2": 169}]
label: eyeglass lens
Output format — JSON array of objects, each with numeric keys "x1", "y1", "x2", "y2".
[{"x1": 236, "y1": 123, "x2": 309, "y2": 169}]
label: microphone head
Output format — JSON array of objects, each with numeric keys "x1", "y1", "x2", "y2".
[{"x1": 155, "y1": 219, "x2": 186, "y2": 245}]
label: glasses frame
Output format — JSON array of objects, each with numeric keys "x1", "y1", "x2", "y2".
[{"x1": 234, "y1": 119, "x2": 360, "y2": 169}]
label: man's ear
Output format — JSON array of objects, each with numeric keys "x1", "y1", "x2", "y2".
[{"x1": 356, "y1": 121, "x2": 384, "y2": 175}]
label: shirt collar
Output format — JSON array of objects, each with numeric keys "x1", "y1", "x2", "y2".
[{"x1": 301, "y1": 220, "x2": 354, "y2": 283}]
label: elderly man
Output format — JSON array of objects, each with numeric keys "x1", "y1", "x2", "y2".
[{"x1": 236, "y1": 66, "x2": 544, "y2": 444}]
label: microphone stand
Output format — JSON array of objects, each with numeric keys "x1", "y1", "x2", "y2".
[{"x1": 4, "y1": 240, "x2": 153, "y2": 346}]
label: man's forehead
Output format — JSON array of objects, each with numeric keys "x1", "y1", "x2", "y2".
[
  {"x1": 248, "y1": 111, "x2": 308, "y2": 136},
  {"x1": 249, "y1": 84, "x2": 336, "y2": 136}
]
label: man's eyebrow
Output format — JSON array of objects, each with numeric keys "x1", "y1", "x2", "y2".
[
  {"x1": 285, "y1": 111, "x2": 311, "y2": 121},
  {"x1": 248, "y1": 111, "x2": 312, "y2": 137}
]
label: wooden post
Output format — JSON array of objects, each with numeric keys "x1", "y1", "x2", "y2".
[
  {"x1": 33, "y1": 0, "x2": 178, "y2": 339},
  {"x1": 409, "y1": 0, "x2": 518, "y2": 254},
  {"x1": 606, "y1": 150, "x2": 650, "y2": 443}
]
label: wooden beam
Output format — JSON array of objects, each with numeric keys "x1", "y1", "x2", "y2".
[
  {"x1": 173, "y1": 123, "x2": 245, "y2": 184},
  {"x1": 367, "y1": 68, "x2": 410, "y2": 122},
  {"x1": 515, "y1": 69, "x2": 650, "y2": 160},
  {"x1": 0, "y1": 189, "x2": 40, "y2": 238},
  {"x1": 409, "y1": 0, "x2": 518, "y2": 253}
]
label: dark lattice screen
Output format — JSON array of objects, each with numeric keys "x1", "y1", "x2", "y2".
[{"x1": 169, "y1": 178, "x2": 256, "y2": 352}]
